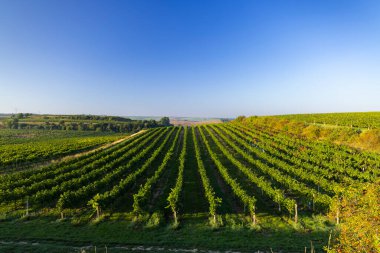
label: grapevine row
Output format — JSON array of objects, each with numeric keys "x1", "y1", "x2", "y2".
[
  {"x1": 192, "y1": 127, "x2": 221, "y2": 222},
  {"x1": 87, "y1": 127, "x2": 177, "y2": 212},
  {"x1": 167, "y1": 126, "x2": 188, "y2": 223},
  {"x1": 0, "y1": 129, "x2": 155, "y2": 190},
  {"x1": 0, "y1": 134, "x2": 122, "y2": 167},
  {"x1": 201, "y1": 125, "x2": 295, "y2": 213},
  {"x1": 197, "y1": 126, "x2": 257, "y2": 223},
  {"x1": 133, "y1": 127, "x2": 182, "y2": 214},
  {"x1": 241, "y1": 122, "x2": 379, "y2": 178},
  {"x1": 0, "y1": 128, "x2": 163, "y2": 204},
  {"x1": 217, "y1": 124, "x2": 342, "y2": 195},
  {"x1": 206, "y1": 125, "x2": 331, "y2": 211},
  {"x1": 56, "y1": 127, "x2": 173, "y2": 210},
  {"x1": 231, "y1": 123, "x2": 376, "y2": 182}
]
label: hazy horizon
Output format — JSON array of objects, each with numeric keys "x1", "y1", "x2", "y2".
[
  {"x1": 1, "y1": 1, "x2": 380, "y2": 118},
  {"x1": 2, "y1": 110, "x2": 380, "y2": 120}
]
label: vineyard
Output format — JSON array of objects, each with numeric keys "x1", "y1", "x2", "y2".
[
  {"x1": 275, "y1": 112, "x2": 380, "y2": 129},
  {"x1": 0, "y1": 121, "x2": 378, "y2": 252},
  {"x1": 0, "y1": 129, "x2": 124, "y2": 169}
]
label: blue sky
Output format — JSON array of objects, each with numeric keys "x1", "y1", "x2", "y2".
[{"x1": 1, "y1": 0, "x2": 379, "y2": 117}]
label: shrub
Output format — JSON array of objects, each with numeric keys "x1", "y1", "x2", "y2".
[{"x1": 329, "y1": 181, "x2": 380, "y2": 253}]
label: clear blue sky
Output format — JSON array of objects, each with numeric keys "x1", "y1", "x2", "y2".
[{"x1": 1, "y1": 0, "x2": 379, "y2": 118}]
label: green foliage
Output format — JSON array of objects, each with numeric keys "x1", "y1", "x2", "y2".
[
  {"x1": 231, "y1": 119, "x2": 380, "y2": 182},
  {"x1": 159, "y1": 116, "x2": 171, "y2": 126},
  {"x1": 5, "y1": 118, "x2": 19, "y2": 129},
  {"x1": 198, "y1": 126, "x2": 257, "y2": 221},
  {"x1": 0, "y1": 129, "x2": 123, "y2": 168},
  {"x1": 218, "y1": 124, "x2": 333, "y2": 210},
  {"x1": 329, "y1": 181, "x2": 380, "y2": 253},
  {"x1": 91, "y1": 127, "x2": 175, "y2": 211},
  {"x1": 0, "y1": 129, "x2": 161, "y2": 207},
  {"x1": 1, "y1": 113, "x2": 166, "y2": 132},
  {"x1": 276, "y1": 111, "x2": 380, "y2": 129},
  {"x1": 238, "y1": 114, "x2": 380, "y2": 153},
  {"x1": 0, "y1": 216, "x2": 332, "y2": 252},
  {"x1": 192, "y1": 127, "x2": 222, "y2": 222},
  {"x1": 145, "y1": 212, "x2": 164, "y2": 228},
  {"x1": 235, "y1": 115, "x2": 246, "y2": 122},
  {"x1": 0, "y1": 117, "x2": 378, "y2": 253},
  {"x1": 167, "y1": 127, "x2": 188, "y2": 223},
  {"x1": 133, "y1": 127, "x2": 180, "y2": 214}
]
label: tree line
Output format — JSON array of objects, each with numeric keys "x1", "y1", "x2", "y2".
[{"x1": 2, "y1": 115, "x2": 171, "y2": 132}]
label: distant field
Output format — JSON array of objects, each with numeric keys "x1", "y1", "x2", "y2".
[
  {"x1": 170, "y1": 119, "x2": 223, "y2": 126},
  {"x1": 0, "y1": 118, "x2": 378, "y2": 252},
  {"x1": 275, "y1": 111, "x2": 380, "y2": 129},
  {"x1": 0, "y1": 129, "x2": 124, "y2": 170},
  {"x1": 0, "y1": 129, "x2": 121, "y2": 145},
  {"x1": 170, "y1": 117, "x2": 229, "y2": 126}
]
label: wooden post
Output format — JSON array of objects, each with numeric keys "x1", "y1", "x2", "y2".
[
  {"x1": 105, "y1": 245, "x2": 108, "y2": 253},
  {"x1": 96, "y1": 206, "x2": 100, "y2": 219},
  {"x1": 252, "y1": 213, "x2": 256, "y2": 225},
  {"x1": 61, "y1": 211, "x2": 64, "y2": 220},
  {"x1": 294, "y1": 203, "x2": 298, "y2": 223},
  {"x1": 174, "y1": 211, "x2": 178, "y2": 224},
  {"x1": 25, "y1": 196, "x2": 29, "y2": 216},
  {"x1": 327, "y1": 230, "x2": 332, "y2": 251},
  {"x1": 336, "y1": 209, "x2": 339, "y2": 224}
]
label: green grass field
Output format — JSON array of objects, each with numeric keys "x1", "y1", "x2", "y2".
[{"x1": 0, "y1": 214, "x2": 332, "y2": 253}]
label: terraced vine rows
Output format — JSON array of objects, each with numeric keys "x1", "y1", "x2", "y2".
[{"x1": 0, "y1": 124, "x2": 377, "y2": 224}]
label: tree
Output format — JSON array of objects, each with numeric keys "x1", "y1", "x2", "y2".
[
  {"x1": 6, "y1": 118, "x2": 19, "y2": 129},
  {"x1": 235, "y1": 115, "x2": 246, "y2": 122},
  {"x1": 329, "y1": 180, "x2": 379, "y2": 253},
  {"x1": 159, "y1": 117, "x2": 171, "y2": 126},
  {"x1": 88, "y1": 194, "x2": 101, "y2": 219},
  {"x1": 15, "y1": 113, "x2": 24, "y2": 119}
]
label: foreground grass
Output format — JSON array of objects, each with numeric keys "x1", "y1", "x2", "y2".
[{"x1": 0, "y1": 213, "x2": 334, "y2": 253}]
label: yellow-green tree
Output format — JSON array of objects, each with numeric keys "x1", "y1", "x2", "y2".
[{"x1": 329, "y1": 180, "x2": 379, "y2": 253}]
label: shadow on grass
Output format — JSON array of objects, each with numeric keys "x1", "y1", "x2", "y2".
[{"x1": 0, "y1": 212, "x2": 334, "y2": 253}]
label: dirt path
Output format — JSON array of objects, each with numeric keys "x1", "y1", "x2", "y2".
[{"x1": 59, "y1": 130, "x2": 146, "y2": 162}]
